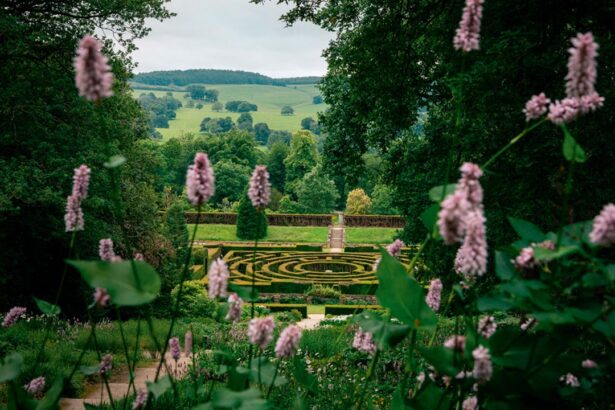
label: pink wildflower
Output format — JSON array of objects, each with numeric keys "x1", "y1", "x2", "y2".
[
  {"x1": 207, "y1": 258, "x2": 229, "y2": 298},
  {"x1": 132, "y1": 389, "x2": 148, "y2": 409},
  {"x1": 589, "y1": 203, "x2": 615, "y2": 246},
  {"x1": 64, "y1": 195, "x2": 85, "y2": 232},
  {"x1": 24, "y1": 376, "x2": 45, "y2": 398},
  {"x1": 352, "y1": 329, "x2": 376, "y2": 354},
  {"x1": 133, "y1": 252, "x2": 144, "y2": 261},
  {"x1": 248, "y1": 316, "x2": 275, "y2": 350},
  {"x1": 462, "y1": 396, "x2": 478, "y2": 410},
  {"x1": 478, "y1": 316, "x2": 497, "y2": 338},
  {"x1": 426, "y1": 278, "x2": 443, "y2": 311},
  {"x1": 94, "y1": 288, "x2": 110, "y2": 308},
  {"x1": 386, "y1": 239, "x2": 405, "y2": 258},
  {"x1": 74, "y1": 35, "x2": 113, "y2": 101},
  {"x1": 99, "y1": 354, "x2": 113, "y2": 375},
  {"x1": 565, "y1": 32, "x2": 599, "y2": 98},
  {"x1": 523, "y1": 93, "x2": 551, "y2": 121},
  {"x1": 275, "y1": 325, "x2": 302, "y2": 358},
  {"x1": 453, "y1": 0, "x2": 484, "y2": 52},
  {"x1": 71, "y1": 165, "x2": 91, "y2": 200},
  {"x1": 514, "y1": 247, "x2": 535, "y2": 270},
  {"x1": 578, "y1": 92, "x2": 604, "y2": 114},
  {"x1": 520, "y1": 317, "x2": 536, "y2": 331},
  {"x1": 582, "y1": 359, "x2": 597, "y2": 369},
  {"x1": 472, "y1": 345, "x2": 492, "y2": 384},
  {"x1": 185, "y1": 331, "x2": 193, "y2": 356},
  {"x1": 438, "y1": 191, "x2": 471, "y2": 244},
  {"x1": 458, "y1": 162, "x2": 484, "y2": 207},
  {"x1": 169, "y1": 337, "x2": 181, "y2": 361},
  {"x1": 248, "y1": 165, "x2": 271, "y2": 210},
  {"x1": 186, "y1": 153, "x2": 215, "y2": 207},
  {"x1": 226, "y1": 293, "x2": 243, "y2": 323},
  {"x1": 548, "y1": 98, "x2": 580, "y2": 125},
  {"x1": 99, "y1": 238, "x2": 121, "y2": 262},
  {"x1": 560, "y1": 373, "x2": 580, "y2": 387},
  {"x1": 444, "y1": 335, "x2": 466, "y2": 352},
  {"x1": 2, "y1": 306, "x2": 26, "y2": 327},
  {"x1": 455, "y1": 210, "x2": 488, "y2": 278}
]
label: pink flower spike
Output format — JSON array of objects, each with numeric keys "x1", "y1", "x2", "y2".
[
  {"x1": 226, "y1": 293, "x2": 243, "y2": 323},
  {"x1": 74, "y1": 35, "x2": 113, "y2": 101},
  {"x1": 560, "y1": 372, "x2": 580, "y2": 387},
  {"x1": 64, "y1": 195, "x2": 85, "y2": 232},
  {"x1": 547, "y1": 98, "x2": 580, "y2": 125},
  {"x1": 248, "y1": 165, "x2": 272, "y2": 210},
  {"x1": 426, "y1": 278, "x2": 443, "y2": 311},
  {"x1": 444, "y1": 335, "x2": 466, "y2": 352},
  {"x1": 578, "y1": 92, "x2": 604, "y2": 114},
  {"x1": 453, "y1": 0, "x2": 484, "y2": 52},
  {"x1": 248, "y1": 316, "x2": 275, "y2": 350},
  {"x1": 275, "y1": 325, "x2": 302, "y2": 359},
  {"x1": 99, "y1": 354, "x2": 113, "y2": 375},
  {"x1": 207, "y1": 258, "x2": 229, "y2": 299},
  {"x1": 472, "y1": 345, "x2": 492, "y2": 384},
  {"x1": 458, "y1": 162, "x2": 483, "y2": 207},
  {"x1": 24, "y1": 377, "x2": 45, "y2": 398},
  {"x1": 438, "y1": 191, "x2": 471, "y2": 244},
  {"x1": 132, "y1": 389, "x2": 148, "y2": 409},
  {"x1": 386, "y1": 239, "x2": 405, "y2": 258},
  {"x1": 565, "y1": 32, "x2": 599, "y2": 99},
  {"x1": 523, "y1": 93, "x2": 551, "y2": 121},
  {"x1": 94, "y1": 288, "x2": 110, "y2": 308},
  {"x1": 462, "y1": 396, "x2": 478, "y2": 410},
  {"x1": 454, "y1": 210, "x2": 488, "y2": 279},
  {"x1": 169, "y1": 337, "x2": 181, "y2": 361},
  {"x1": 514, "y1": 247, "x2": 535, "y2": 270},
  {"x1": 478, "y1": 316, "x2": 497, "y2": 338},
  {"x1": 352, "y1": 329, "x2": 376, "y2": 354},
  {"x1": 71, "y1": 165, "x2": 91, "y2": 200},
  {"x1": 589, "y1": 203, "x2": 615, "y2": 246},
  {"x1": 186, "y1": 153, "x2": 215, "y2": 206},
  {"x1": 2, "y1": 306, "x2": 27, "y2": 328},
  {"x1": 582, "y1": 359, "x2": 597, "y2": 368},
  {"x1": 99, "y1": 238, "x2": 121, "y2": 262}
]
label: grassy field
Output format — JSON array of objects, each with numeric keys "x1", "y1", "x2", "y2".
[
  {"x1": 345, "y1": 227, "x2": 400, "y2": 244},
  {"x1": 132, "y1": 84, "x2": 325, "y2": 140},
  {"x1": 192, "y1": 224, "x2": 329, "y2": 243}
]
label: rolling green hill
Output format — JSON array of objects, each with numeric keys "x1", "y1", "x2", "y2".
[{"x1": 132, "y1": 83, "x2": 325, "y2": 140}]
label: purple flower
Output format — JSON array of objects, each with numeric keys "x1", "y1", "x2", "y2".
[
  {"x1": 523, "y1": 93, "x2": 551, "y2": 121},
  {"x1": 248, "y1": 316, "x2": 275, "y2": 350},
  {"x1": 352, "y1": 329, "x2": 376, "y2": 354},
  {"x1": 74, "y1": 35, "x2": 113, "y2": 101},
  {"x1": 565, "y1": 32, "x2": 599, "y2": 99},
  {"x1": 275, "y1": 325, "x2": 302, "y2": 358},
  {"x1": 472, "y1": 345, "x2": 492, "y2": 384},
  {"x1": 478, "y1": 316, "x2": 497, "y2": 338},
  {"x1": 548, "y1": 98, "x2": 580, "y2": 125},
  {"x1": 64, "y1": 195, "x2": 85, "y2": 232},
  {"x1": 453, "y1": 0, "x2": 484, "y2": 52},
  {"x1": 71, "y1": 165, "x2": 91, "y2": 200},
  {"x1": 582, "y1": 359, "x2": 597, "y2": 369},
  {"x1": 426, "y1": 278, "x2": 443, "y2": 312},
  {"x1": 24, "y1": 376, "x2": 45, "y2": 398},
  {"x1": 94, "y1": 288, "x2": 110, "y2": 307},
  {"x1": 99, "y1": 354, "x2": 113, "y2": 375},
  {"x1": 99, "y1": 238, "x2": 121, "y2": 262},
  {"x1": 186, "y1": 153, "x2": 215, "y2": 207},
  {"x1": 444, "y1": 335, "x2": 466, "y2": 352},
  {"x1": 248, "y1": 165, "x2": 272, "y2": 210},
  {"x1": 454, "y1": 210, "x2": 488, "y2": 279},
  {"x1": 207, "y1": 258, "x2": 229, "y2": 298},
  {"x1": 184, "y1": 331, "x2": 193, "y2": 357},
  {"x1": 560, "y1": 373, "x2": 580, "y2": 387},
  {"x1": 462, "y1": 396, "x2": 478, "y2": 410},
  {"x1": 170, "y1": 337, "x2": 181, "y2": 361},
  {"x1": 226, "y1": 293, "x2": 243, "y2": 323},
  {"x1": 386, "y1": 239, "x2": 405, "y2": 258},
  {"x1": 3, "y1": 306, "x2": 26, "y2": 327},
  {"x1": 589, "y1": 203, "x2": 615, "y2": 246},
  {"x1": 132, "y1": 389, "x2": 148, "y2": 409}
]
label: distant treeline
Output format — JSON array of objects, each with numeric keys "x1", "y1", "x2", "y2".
[{"x1": 132, "y1": 69, "x2": 321, "y2": 87}]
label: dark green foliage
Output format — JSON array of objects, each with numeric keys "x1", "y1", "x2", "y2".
[
  {"x1": 133, "y1": 69, "x2": 286, "y2": 86},
  {"x1": 312, "y1": 95, "x2": 323, "y2": 104},
  {"x1": 300, "y1": 117, "x2": 320, "y2": 135},
  {"x1": 295, "y1": 166, "x2": 339, "y2": 214},
  {"x1": 200, "y1": 116, "x2": 234, "y2": 134},
  {"x1": 267, "y1": 142, "x2": 289, "y2": 192},
  {"x1": 370, "y1": 184, "x2": 399, "y2": 215},
  {"x1": 236, "y1": 195, "x2": 267, "y2": 240},
  {"x1": 138, "y1": 92, "x2": 182, "y2": 134},
  {"x1": 188, "y1": 85, "x2": 206, "y2": 100},
  {"x1": 280, "y1": 105, "x2": 294, "y2": 115},
  {"x1": 267, "y1": 130, "x2": 292, "y2": 147},
  {"x1": 237, "y1": 113, "x2": 254, "y2": 131},
  {"x1": 212, "y1": 102, "x2": 224, "y2": 112},
  {"x1": 225, "y1": 100, "x2": 258, "y2": 112},
  {"x1": 170, "y1": 281, "x2": 217, "y2": 318},
  {"x1": 254, "y1": 122, "x2": 271, "y2": 145},
  {"x1": 284, "y1": 131, "x2": 318, "y2": 196},
  {"x1": 212, "y1": 161, "x2": 251, "y2": 204},
  {"x1": 165, "y1": 202, "x2": 189, "y2": 263}
]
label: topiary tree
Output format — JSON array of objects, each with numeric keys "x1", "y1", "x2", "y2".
[
  {"x1": 345, "y1": 188, "x2": 372, "y2": 214},
  {"x1": 236, "y1": 194, "x2": 267, "y2": 240},
  {"x1": 165, "y1": 202, "x2": 189, "y2": 264},
  {"x1": 170, "y1": 280, "x2": 217, "y2": 318}
]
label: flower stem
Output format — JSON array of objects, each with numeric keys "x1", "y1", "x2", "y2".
[
  {"x1": 248, "y1": 212, "x2": 262, "y2": 364},
  {"x1": 266, "y1": 361, "x2": 280, "y2": 399},
  {"x1": 356, "y1": 349, "x2": 381, "y2": 410}
]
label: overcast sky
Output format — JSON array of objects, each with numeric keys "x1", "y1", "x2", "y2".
[{"x1": 131, "y1": 0, "x2": 334, "y2": 78}]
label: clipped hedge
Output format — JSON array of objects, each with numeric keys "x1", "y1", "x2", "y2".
[
  {"x1": 344, "y1": 214, "x2": 405, "y2": 228},
  {"x1": 324, "y1": 305, "x2": 383, "y2": 316},
  {"x1": 256, "y1": 303, "x2": 308, "y2": 318},
  {"x1": 184, "y1": 212, "x2": 333, "y2": 226}
]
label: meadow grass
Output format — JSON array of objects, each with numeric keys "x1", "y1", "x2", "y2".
[
  {"x1": 345, "y1": 227, "x2": 399, "y2": 244},
  {"x1": 192, "y1": 224, "x2": 329, "y2": 243},
  {"x1": 132, "y1": 84, "x2": 325, "y2": 140}
]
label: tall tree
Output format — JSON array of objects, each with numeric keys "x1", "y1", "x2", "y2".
[
  {"x1": 284, "y1": 130, "x2": 318, "y2": 196},
  {"x1": 267, "y1": 142, "x2": 289, "y2": 193}
]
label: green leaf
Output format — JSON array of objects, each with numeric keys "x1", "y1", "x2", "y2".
[
  {"x1": 533, "y1": 246, "x2": 578, "y2": 262},
  {"x1": 33, "y1": 297, "x2": 60, "y2": 316},
  {"x1": 249, "y1": 357, "x2": 287, "y2": 387},
  {"x1": 428, "y1": 184, "x2": 457, "y2": 202},
  {"x1": 67, "y1": 260, "x2": 161, "y2": 306},
  {"x1": 420, "y1": 204, "x2": 440, "y2": 234},
  {"x1": 293, "y1": 356, "x2": 317, "y2": 393},
  {"x1": 419, "y1": 346, "x2": 461, "y2": 376},
  {"x1": 212, "y1": 388, "x2": 269, "y2": 410},
  {"x1": 477, "y1": 294, "x2": 515, "y2": 311},
  {"x1": 562, "y1": 127, "x2": 586, "y2": 163},
  {"x1": 103, "y1": 155, "x2": 127, "y2": 168},
  {"x1": 35, "y1": 377, "x2": 63, "y2": 410},
  {"x1": 0, "y1": 353, "x2": 23, "y2": 383},
  {"x1": 507, "y1": 217, "x2": 545, "y2": 243},
  {"x1": 229, "y1": 284, "x2": 259, "y2": 302},
  {"x1": 391, "y1": 386, "x2": 410, "y2": 410},
  {"x1": 353, "y1": 311, "x2": 411, "y2": 350},
  {"x1": 409, "y1": 382, "x2": 451, "y2": 410},
  {"x1": 375, "y1": 249, "x2": 437, "y2": 329},
  {"x1": 495, "y1": 251, "x2": 515, "y2": 280},
  {"x1": 79, "y1": 365, "x2": 100, "y2": 376},
  {"x1": 146, "y1": 375, "x2": 172, "y2": 399}
]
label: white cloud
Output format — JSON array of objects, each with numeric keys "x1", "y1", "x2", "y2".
[{"x1": 131, "y1": 0, "x2": 333, "y2": 78}]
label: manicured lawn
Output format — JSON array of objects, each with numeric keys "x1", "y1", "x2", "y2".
[
  {"x1": 345, "y1": 227, "x2": 400, "y2": 244},
  {"x1": 308, "y1": 305, "x2": 326, "y2": 314},
  {"x1": 132, "y1": 84, "x2": 326, "y2": 140},
  {"x1": 192, "y1": 224, "x2": 329, "y2": 243}
]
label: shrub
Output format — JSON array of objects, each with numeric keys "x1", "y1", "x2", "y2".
[
  {"x1": 170, "y1": 280, "x2": 217, "y2": 318},
  {"x1": 236, "y1": 194, "x2": 267, "y2": 240},
  {"x1": 345, "y1": 188, "x2": 372, "y2": 215},
  {"x1": 305, "y1": 284, "x2": 342, "y2": 299}
]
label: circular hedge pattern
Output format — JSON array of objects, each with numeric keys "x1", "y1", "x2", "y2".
[{"x1": 222, "y1": 250, "x2": 411, "y2": 285}]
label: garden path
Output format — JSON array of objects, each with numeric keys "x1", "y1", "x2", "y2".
[
  {"x1": 59, "y1": 352, "x2": 191, "y2": 410},
  {"x1": 328, "y1": 212, "x2": 345, "y2": 252},
  {"x1": 297, "y1": 314, "x2": 326, "y2": 330}
]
